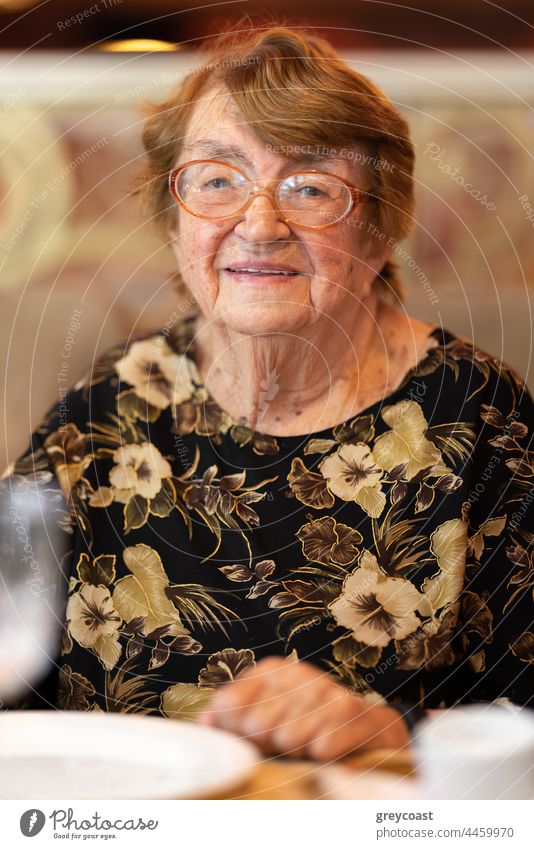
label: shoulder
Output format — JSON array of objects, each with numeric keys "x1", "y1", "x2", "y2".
[
  {"x1": 407, "y1": 325, "x2": 532, "y2": 421},
  {"x1": 410, "y1": 327, "x2": 532, "y2": 520},
  {"x1": 11, "y1": 322, "x2": 200, "y2": 472},
  {"x1": 59, "y1": 319, "x2": 200, "y2": 413}
]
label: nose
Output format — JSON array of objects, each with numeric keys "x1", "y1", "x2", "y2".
[{"x1": 233, "y1": 191, "x2": 292, "y2": 243}]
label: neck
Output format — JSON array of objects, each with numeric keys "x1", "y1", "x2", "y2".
[{"x1": 192, "y1": 291, "x2": 382, "y2": 435}]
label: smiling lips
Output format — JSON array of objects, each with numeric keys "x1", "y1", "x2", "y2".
[{"x1": 223, "y1": 263, "x2": 302, "y2": 280}]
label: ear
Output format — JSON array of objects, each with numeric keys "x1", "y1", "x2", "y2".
[
  {"x1": 368, "y1": 244, "x2": 391, "y2": 270},
  {"x1": 167, "y1": 211, "x2": 180, "y2": 241},
  {"x1": 166, "y1": 218, "x2": 184, "y2": 277},
  {"x1": 364, "y1": 244, "x2": 392, "y2": 281},
  {"x1": 359, "y1": 246, "x2": 392, "y2": 300}
]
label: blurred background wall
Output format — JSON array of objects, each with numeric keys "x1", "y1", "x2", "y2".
[{"x1": 1, "y1": 0, "x2": 533, "y2": 470}]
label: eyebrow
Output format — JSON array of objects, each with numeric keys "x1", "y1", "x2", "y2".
[
  {"x1": 290, "y1": 154, "x2": 345, "y2": 168},
  {"x1": 181, "y1": 140, "x2": 349, "y2": 172},
  {"x1": 181, "y1": 140, "x2": 252, "y2": 165}
]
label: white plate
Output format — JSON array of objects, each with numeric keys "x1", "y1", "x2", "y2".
[{"x1": 0, "y1": 711, "x2": 261, "y2": 799}]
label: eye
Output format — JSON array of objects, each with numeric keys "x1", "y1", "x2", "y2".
[
  {"x1": 203, "y1": 176, "x2": 231, "y2": 190},
  {"x1": 298, "y1": 184, "x2": 326, "y2": 197},
  {"x1": 282, "y1": 174, "x2": 342, "y2": 202}
]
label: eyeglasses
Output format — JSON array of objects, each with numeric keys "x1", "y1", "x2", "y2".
[{"x1": 168, "y1": 159, "x2": 365, "y2": 229}]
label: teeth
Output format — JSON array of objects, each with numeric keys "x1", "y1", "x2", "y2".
[{"x1": 230, "y1": 268, "x2": 296, "y2": 274}]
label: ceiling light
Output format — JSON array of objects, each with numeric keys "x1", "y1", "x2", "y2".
[{"x1": 99, "y1": 39, "x2": 180, "y2": 53}]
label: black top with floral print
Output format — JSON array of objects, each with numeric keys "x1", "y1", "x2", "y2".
[{"x1": 8, "y1": 315, "x2": 534, "y2": 719}]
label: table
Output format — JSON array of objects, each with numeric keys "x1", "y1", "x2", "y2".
[{"x1": 224, "y1": 748, "x2": 417, "y2": 800}]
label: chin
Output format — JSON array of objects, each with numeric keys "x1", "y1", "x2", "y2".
[{"x1": 214, "y1": 299, "x2": 312, "y2": 336}]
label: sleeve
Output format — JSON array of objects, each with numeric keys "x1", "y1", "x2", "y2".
[
  {"x1": 458, "y1": 368, "x2": 534, "y2": 708},
  {"x1": 1, "y1": 387, "x2": 91, "y2": 710}
]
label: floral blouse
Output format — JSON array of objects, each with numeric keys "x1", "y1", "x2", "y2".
[{"x1": 8, "y1": 314, "x2": 534, "y2": 719}]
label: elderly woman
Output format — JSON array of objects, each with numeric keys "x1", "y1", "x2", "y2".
[{"x1": 8, "y1": 26, "x2": 533, "y2": 760}]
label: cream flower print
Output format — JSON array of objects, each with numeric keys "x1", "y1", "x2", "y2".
[
  {"x1": 115, "y1": 338, "x2": 198, "y2": 410},
  {"x1": 319, "y1": 442, "x2": 386, "y2": 518},
  {"x1": 67, "y1": 585, "x2": 122, "y2": 670},
  {"x1": 109, "y1": 442, "x2": 172, "y2": 501},
  {"x1": 359, "y1": 549, "x2": 382, "y2": 573},
  {"x1": 418, "y1": 518, "x2": 468, "y2": 617},
  {"x1": 329, "y1": 567, "x2": 421, "y2": 648},
  {"x1": 372, "y1": 400, "x2": 442, "y2": 480}
]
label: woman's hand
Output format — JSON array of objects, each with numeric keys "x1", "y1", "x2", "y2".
[{"x1": 197, "y1": 656, "x2": 411, "y2": 760}]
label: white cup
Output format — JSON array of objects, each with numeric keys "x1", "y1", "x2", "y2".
[{"x1": 412, "y1": 704, "x2": 534, "y2": 799}]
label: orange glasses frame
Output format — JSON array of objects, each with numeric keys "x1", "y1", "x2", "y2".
[{"x1": 168, "y1": 159, "x2": 365, "y2": 230}]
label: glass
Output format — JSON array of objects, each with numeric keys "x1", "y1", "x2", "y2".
[
  {"x1": 0, "y1": 476, "x2": 67, "y2": 705},
  {"x1": 413, "y1": 705, "x2": 534, "y2": 800},
  {"x1": 168, "y1": 159, "x2": 364, "y2": 229}
]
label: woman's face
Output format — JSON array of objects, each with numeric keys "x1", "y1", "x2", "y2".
[{"x1": 169, "y1": 88, "x2": 388, "y2": 336}]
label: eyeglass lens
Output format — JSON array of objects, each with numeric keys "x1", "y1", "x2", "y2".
[{"x1": 174, "y1": 162, "x2": 353, "y2": 226}]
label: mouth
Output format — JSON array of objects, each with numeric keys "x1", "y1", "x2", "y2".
[{"x1": 222, "y1": 264, "x2": 302, "y2": 281}]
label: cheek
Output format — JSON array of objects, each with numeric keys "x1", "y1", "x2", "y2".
[
  {"x1": 184, "y1": 219, "x2": 230, "y2": 265},
  {"x1": 171, "y1": 219, "x2": 231, "y2": 310},
  {"x1": 307, "y1": 240, "x2": 354, "y2": 284},
  {"x1": 309, "y1": 236, "x2": 375, "y2": 303},
  {"x1": 174, "y1": 219, "x2": 213, "y2": 262}
]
